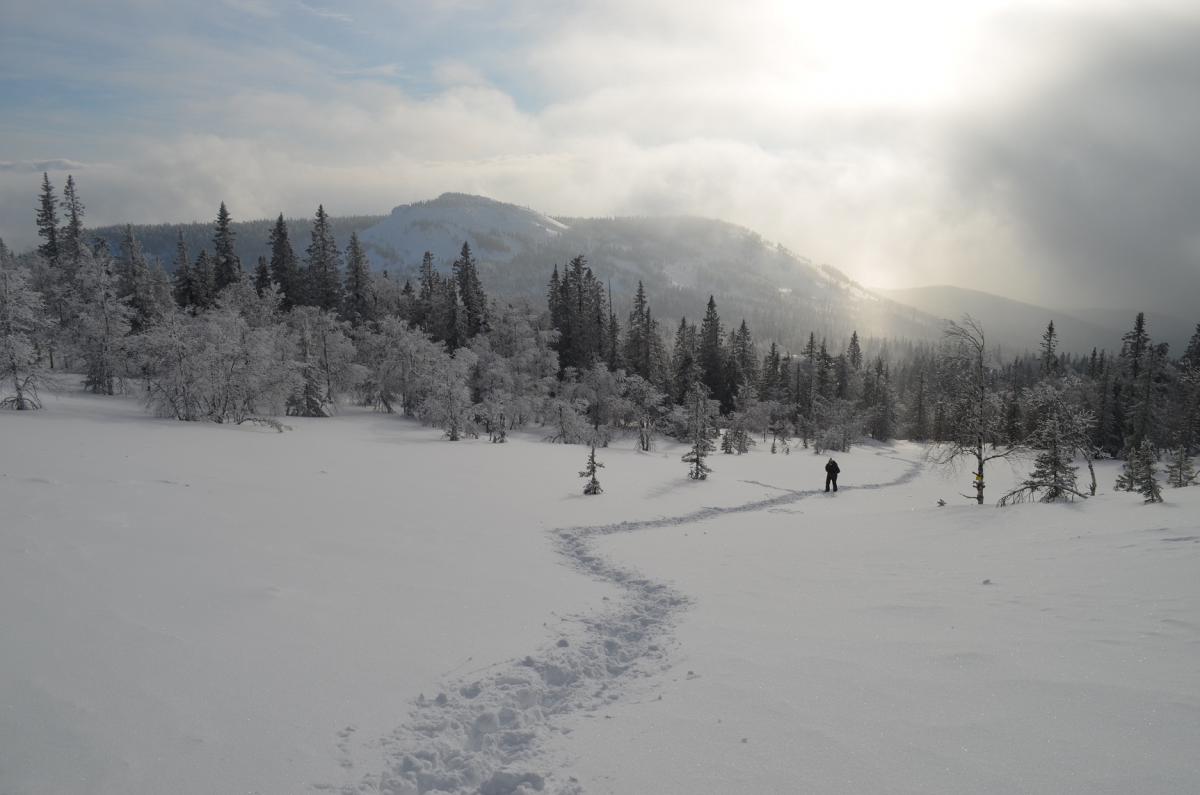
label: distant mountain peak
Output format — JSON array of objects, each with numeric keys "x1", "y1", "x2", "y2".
[{"x1": 362, "y1": 193, "x2": 567, "y2": 268}]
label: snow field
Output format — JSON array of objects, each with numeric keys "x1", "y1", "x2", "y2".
[
  {"x1": 3, "y1": 391, "x2": 1198, "y2": 794},
  {"x1": 567, "y1": 452, "x2": 1200, "y2": 794}
]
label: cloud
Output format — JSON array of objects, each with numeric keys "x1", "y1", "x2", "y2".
[
  {"x1": 297, "y1": 2, "x2": 353, "y2": 23},
  {"x1": 0, "y1": 159, "x2": 94, "y2": 173},
  {"x1": 1, "y1": 0, "x2": 1196, "y2": 319}
]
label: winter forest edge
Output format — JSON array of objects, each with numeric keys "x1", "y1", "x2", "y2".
[{"x1": 2, "y1": 173, "x2": 1198, "y2": 503}]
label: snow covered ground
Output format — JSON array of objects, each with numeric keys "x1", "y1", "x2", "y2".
[{"x1": 2, "y1": 390, "x2": 1198, "y2": 794}]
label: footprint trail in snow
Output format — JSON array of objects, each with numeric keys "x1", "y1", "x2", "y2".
[{"x1": 333, "y1": 454, "x2": 923, "y2": 795}]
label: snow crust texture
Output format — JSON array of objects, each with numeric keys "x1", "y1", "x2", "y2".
[{"x1": 346, "y1": 458, "x2": 922, "y2": 795}]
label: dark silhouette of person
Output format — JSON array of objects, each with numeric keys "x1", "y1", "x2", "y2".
[{"x1": 825, "y1": 458, "x2": 840, "y2": 492}]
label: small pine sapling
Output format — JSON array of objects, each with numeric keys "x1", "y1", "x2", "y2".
[{"x1": 580, "y1": 443, "x2": 604, "y2": 495}]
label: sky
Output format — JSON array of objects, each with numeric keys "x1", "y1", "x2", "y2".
[{"x1": 1, "y1": 0, "x2": 1198, "y2": 316}]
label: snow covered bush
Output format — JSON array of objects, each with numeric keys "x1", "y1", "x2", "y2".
[
  {"x1": 0, "y1": 252, "x2": 45, "y2": 410},
  {"x1": 133, "y1": 306, "x2": 297, "y2": 424},
  {"x1": 419, "y1": 347, "x2": 478, "y2": 440}
]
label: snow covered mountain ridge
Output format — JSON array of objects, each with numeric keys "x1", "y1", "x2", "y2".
[
  {"x1": 355, "y1": 193, "x2": 935, "y2": 349},
  {"x1": 359, "y1": 192, "x2": 568, "y2": 270}
]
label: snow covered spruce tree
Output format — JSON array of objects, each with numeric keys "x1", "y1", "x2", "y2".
[
  {"x1": 999, "y1": 383, "x2": 1094, "y2": 505},
  {"x1": 681, "y1": 380, "x2": 718, "y2": 480},
  {"x1": 0, "y1": 246, "x2": 45, "y2": 409},
  {"x1": 930, "y1": 316, "x2": 1016, "y2": 504},
  {"x1": 580, "y1": 443, "x2": 603, "y2": 495},
  {"x1": 1164, "y1": 446, "x2": 1197, "y2": 488},
  {"x1": 1115, "y1": 439, "x2": 1163, "y2": 503}
]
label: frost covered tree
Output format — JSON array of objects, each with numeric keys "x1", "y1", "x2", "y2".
[
  {"x1": 133, "y1": 304, "x2": 297, "y2": 424},
  {"x1": 357, "y1": 317, "x2": 442, "y2": 415},
  {"x1": 681, "y1": 380, "x2": 717, "y2": 479},
  {"x1": 420, "y1": 348, "x2": 477, "y2": 440},
  {"x1": 286, "y1": 307, "x2": 361, "y2": 417},
  {"x1": 0, "y1": 252, "x2": 45, "y2": 409},
  {"x1": 74, "y1": 247, "x2": 132, "y2": 395},
  {"x1": 580, "y1": 443, "x2": 604, "y2": 495},
  {"x1": 1164, "y1": 446, "x2": 1197, "y2": 488},
  {"x1": 930, "y1": 316, "x2": 1017, "y2": 504},
  {"x1": 622, "y1": 373, "x2": 666, "y2": 452}
]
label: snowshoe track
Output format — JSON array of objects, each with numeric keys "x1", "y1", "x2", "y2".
[{"x1": 335, "y1": 455, "x2": 922, "y2": 795}]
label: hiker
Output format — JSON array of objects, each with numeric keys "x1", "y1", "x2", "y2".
[{"x1": 825, "y1": 457, "x2": 840, "y2": 492}]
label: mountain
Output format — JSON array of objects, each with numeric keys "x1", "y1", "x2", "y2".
[
  {"x1": 358, "y1": 192, "x2": 567, "y2": 268},
  {"x1": 879, "y1": 285, "x2": 1194, "y2": 354},
  {"x1": 359, "y1": 194, "x2": 940, "y2": 350},
  {"x1": 85, "y1": 193, "x2": 945, "y2": 351}
]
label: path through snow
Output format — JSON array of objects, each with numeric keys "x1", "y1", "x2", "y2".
[{"x1": 333, "y1": 453, "x2": 923, "y2": 795}]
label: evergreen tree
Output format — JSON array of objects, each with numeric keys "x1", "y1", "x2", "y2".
[
  {"x1": 623, "y1": 280, "x2": 653, "y2": 379},
  {"x1": 35, "y1": 172, "x2": 60, "y2": 268},
  {"x1": 550, "y1": 255, "x2": 605, "y2": 371},
  {"x1": 268, "y1": 214, "x2": 300, "y2": 310},
  {"x1": 171, "y1": 233, "x2": 194, "y2": 308},
  {"x1": 681, "y1": 380, "x2": 717, "y2": 480},
  {"x1": 60, "y1": 175, "x2": 86, "y2": 271},
  {"x1": 681, "y1": 379, "x2": 715, "y2": 480},
  {"x1": 999, "y1": 384, "x2": 1093, "y2": 504},
  {"x1": 1164, "y1": 445, "x2": 1196, "y2": 488},
  {"x1": 1120, "y1": 312, "x2": 1150, "y2": 380},
  {"x1": 342, "y1": 231, "x2": 373, "y2": 326},
  {"x1": 118, "y1": 225, "x2": 156, "y2": 332},
  {"x1": 304, "y1": 205, "x2": 342, "y2": 311},
  {"x1": 212, "y1": 202, "x2": 241, "y2": 290},
  {"x1": 580, "y1": 443, "x2": 604, "y2": 495},
  {"x1": 670, "y1": 317, "x2": 699, "y2": 404},
  {"x1": 191, "y1": 250, "x2": 216, "y2": 310},
  {"x1": 253, "y1": 256, "x2": 272, "y2": 297},
  {"x1": 452, "y1": 242, "x2": 488, "y2": 338},
  {"x1": 415, "y1": 251, "x2": 441, "y2": 331},
  {"x1": 604, "y1": 283, "x2": 622, "y2": 372},
  {"x1": 847, "y1": 330, "x2": 862, "y2": 371},
  {"x1": 1183, "y1": 323, "x2": 1200, "y2": 370},
  {"x1": 698, "y1": 296, "x2": 728, "y2": 410},
  {"x1": 908, "y1": 370, "x2": 929, "y2": 441},
  {"x1": 1040, "y1": 320, "x2": 1059, "y2": 377}
]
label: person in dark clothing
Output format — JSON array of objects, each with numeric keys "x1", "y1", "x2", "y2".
[{"x1": 825, "y1": 458, "x2": 840, "y2": 492}]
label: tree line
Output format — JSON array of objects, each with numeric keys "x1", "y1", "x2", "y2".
[{"x1": 2, "y1": 174, "x2": 1197, "y2": 497}]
